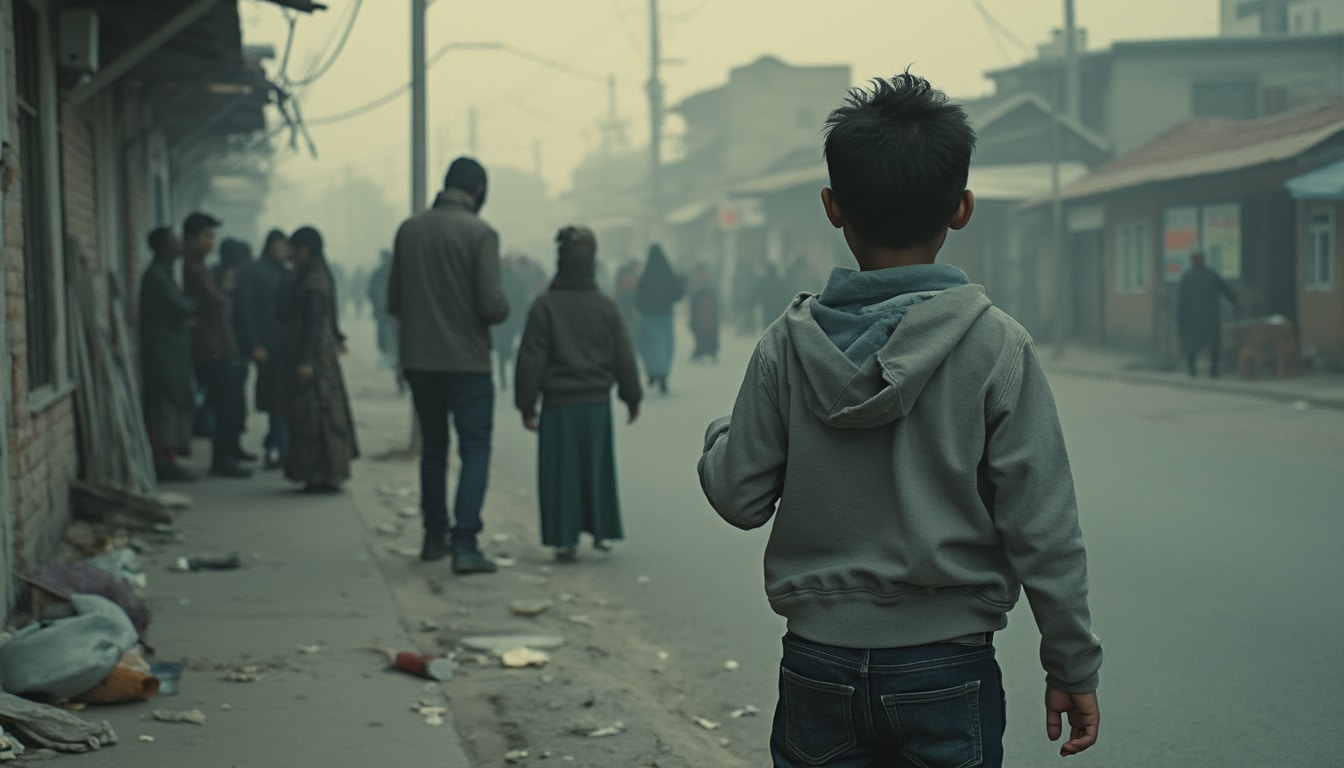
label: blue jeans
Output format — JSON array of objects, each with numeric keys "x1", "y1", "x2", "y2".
[
  {"x1": 405, "y1": 370, "x2": 494, "y2": 551},
  {"x1": 771, "y1": 633, "x2": 1005, "y2": 768}
]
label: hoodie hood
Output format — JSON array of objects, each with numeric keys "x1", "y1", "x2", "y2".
[{"x1": 785, "y1": 282, "x2": 992, "y2": 428}]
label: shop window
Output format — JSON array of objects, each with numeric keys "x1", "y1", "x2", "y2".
[
  {"x1": 1114, "y1": 221, "x2": 1149, "y2": 294},
  {"x1": 1306, "y1": 206, "x2": 1335, "y2": 291}
]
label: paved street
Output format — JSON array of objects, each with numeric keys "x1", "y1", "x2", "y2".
[{"x1": 536, "y1": 324, "x2": 1344, "y2": 767}]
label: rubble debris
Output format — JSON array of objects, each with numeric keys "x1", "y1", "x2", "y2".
[
  {"x1": 693, "y1": 717, "x2": 720, "y2": 731},
  {"x1": 500, "y1": 648, "x2": 551, "y2": 669},
  {"x1": 586, "y1": 721, "x2": 624, "y2": 738},
  {"x1": 495, "y1": 557, "x2": 517, "y2": 568},
  {"x1": 225, "y1": 667, "x2": 262, "y2": 683},
  {"x1": 490, "y1": 533, "x2": 512, "y2": 544},
  {"x1": 414, "y1": 703, "x2": 448, "y2": 726},
  {"x1": 565, "y1": 615, "x2": 594, "y2": 627},
  {"x1": 173, "y1": 554, "x2": 241, "y2": 572},
  {"x1": 0, "y1": 726, "x2": 24, "y2": 760},
  {"x1": 460, "y1": 635, "x2": 565, "y2": 654},
  {"x1": 723, "y1": 660, "x2": 740, "y2": 671},
  {"x1": 373, "y1": 523, "x2": 400, "y2": 537},
  {"x1": 719, "y1": 737, "x2": 732, "y2": 747},
  {"x1": 510, "y1": 600, "x2": 552, "y2": 617},
  {"x1": 295, "y1": 644, "x2": 323, "y2": 655},
  {"x1": 656, "y1": 651, "x2": 670, "y2": 661},
  {"x1": 0, "y1": 594, "x2": 139, "y2": 702},
  {"x1": 418, "y1": 619, "x2": 440, "y2": 632},
  {"x1": 151, "y1": 709, "x2": 206, "y2": 726},
  {"x1": 730, "y1": 705, "x2": 760, "y2": 718},
  {"x1": 397, "y1": 506, "x2": 420, "y2": 519},
  {"x1": 504, "y1": 749, "x2": 529, "y2": 763},
  {"x1": 137, "y1": 735, "x2": 155, "y2": 744},
  {"x1": 636, "y1": 575, "x2": 651, "y2": 585}
]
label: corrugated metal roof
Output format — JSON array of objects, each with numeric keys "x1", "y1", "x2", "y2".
[
  {"x1": 1287, "y1": 159, "x2": 1344, "y2": 201},
  {"x1": 729, "y1": 162, "x2": 1088, "y2": 201},
  {"x1": 1054, "y1": 102, "x2": 1344, "y2": 202}
]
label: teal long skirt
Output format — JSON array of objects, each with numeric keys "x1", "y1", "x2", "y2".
[{"x1": 537, "y1": 402, "x2": 624, "y2": 548}]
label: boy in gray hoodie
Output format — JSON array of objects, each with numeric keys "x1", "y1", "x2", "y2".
[{"x1": 698, "y1": 73, "x2": 1101, "y2": 767}]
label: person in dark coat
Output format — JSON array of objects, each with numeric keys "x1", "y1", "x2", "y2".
[
  {"x1": 635, "y1": 244, "x2": 685, "y2": 394},
  {"x1": 366, "y1": 250, "x2": 397, "y2": 371},
  {"x1": 279, "y1": 226, "x2": 359, "y2": 491},
  {"x1": 514, "y1": 226, "x2": 642, "y2": 561},
  {"x1": 1177, "y1": 251, "x2": 1239, "y2": 378},
  {"x1": 687, "y1": 263, "x2": 721, "y2": 363},
  {"x1": 138, "y1": 227, "x2": 197, "y2": 483},
  {"x1": 217, "y1": 238, "x2": 255, "y2": 462},
  {"x1": 237, "y1": 229, "x2": 293, "y2": 468},
  {"x1": 181, "y1": 211, "x2": 251, "y2": 478}
]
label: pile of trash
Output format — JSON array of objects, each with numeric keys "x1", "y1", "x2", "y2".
[{"x1": 0, "y1": 529, "x2": 171, "y2": 759}]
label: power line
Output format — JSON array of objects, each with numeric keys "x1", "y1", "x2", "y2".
[
  {"x1": 968, "y1": 0, "x2": 1031, "y2": 54},
  {"x1": 285, "y1": 0, "x2": 364, "y2": 88}
]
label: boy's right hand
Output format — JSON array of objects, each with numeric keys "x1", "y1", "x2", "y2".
[{"x1": 1045, "y1": 688, "x2": 1099, "y2": 757}]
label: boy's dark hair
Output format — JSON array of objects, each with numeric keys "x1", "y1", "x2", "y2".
[
  {"x1": 182, "y1": 211, "x2": 222, "y2": 239},
  {"x1": 823, "y1": 72, "x2": 976, "y2": 249}
]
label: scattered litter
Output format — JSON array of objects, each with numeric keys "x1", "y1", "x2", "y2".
[
  {"x1": 137, "y1": 735, "x2": 154, "y2": 743},
  {"x1": 373, "y1": 523, "x2": 400, "y2": 537},
  {"x1": 656, "y1": 651, "x2": 670, "y2": 661},
  {"x1": 1292, "y1": 400, "x2": 1310, "y2": 411},
  {"x1": 460, "y1": 634, "x2": 565, "y2": 654},
  {"x1": 177, "y1": 598, "x2": 191, "y2": 606},
  {"x1": 495, "y1": 557, "x2": 517, "y2": 568},
  {"x1": 510, "y1": 600, "x2": 552, "y2": 617},
  {"x1": 150, "y1": 662, "x2": 182, "y2": 696},
  {"x1": 418, "y1": 619, "x2": 440, "y2": 632},
  {"x1": 295, "y1": 644, "x2": 323, "y2": 655},
  {"x1": 173, "y1": 554, "x2": 240, "y2": 572},
  {"x1": 558, "y1": 593, "x2": 577, "y2": 603},
  {"x1": 730, "y1": 704, "x2": 760, "y2": 718},
  {"x1": 500, "y1": 647, "x2": 551, "y2": 669},
  {"x1": 220, "y1": 704, "x2": 231, "y2": 711},
  {"x1": 516, "y1": 573, "x2": 550, "y2": 586},
  {"x1": 394, "y1": 652, "x2": 454, "y2": 681},
  {"x1": 693, "y1": 717, "x2": 720, "y2": 731},
  {"x1": 565, "y1": 615, "x2": 594, "y2": 627},
  {"x1": 491, "y1": 533, "x2": 512, "y2": 544},
  {"x1": 414, "y1": 703, "x2": 447, "y2": 726},
  {"x1": 505, "y1": 749, "x2": 529, "y2": 763},
  {"x1": 397, "y1": 506, "x2": 420, "y2": 519},
  {"x1": 719, "y1": 737, "x2": 732, "y2": 747},
  {"x1": 588, "y1": 721, "x2": 624, "y2": 738},
  {"x1": 723, "y1": 659, "x2": 740, "y2": 671},
  {"x1": 225, "y1": 667, "x2": 261, "y2": 683},
  {"x1": 152, "y1": 709, "x2": 205, "y2": 726},
  {"x1": 637, "y1": 575, "x2": 651, "y2": 585}
]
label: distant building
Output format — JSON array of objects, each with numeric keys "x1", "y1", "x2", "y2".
[
  {"x1": 1221, "y1": 0, "x2": 1344, "y2": 36},
  {"x1": 1286, "y1": 160, "x2": 1344, "y2": 368}
]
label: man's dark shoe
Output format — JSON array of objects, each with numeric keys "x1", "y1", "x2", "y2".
[
  {"x1": 420, "y1": 537, "x2": 449, "y2": 563},
  {"x1": 156, "y1": 463, "x2": 196, "y2": 483},
  {"x1": 210, "y1": 460, "x2": 253, "y2": 479},
  {"x1": 451, "y1": 550, "x2": 497, "y2": 574}
]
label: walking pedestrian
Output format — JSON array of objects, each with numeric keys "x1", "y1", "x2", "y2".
[
  {"x1": 181, "y1": 211, "x2": 251, "y2": 478},
  {"x1": 698, "y1": 73, "x2": 1102, "y2": 766},
  {"x1": 1177, "y1": 250, "x2": 1239, "y2": 378},
  {"x1": 635, "y1": 244, "x2": 684, "y2": 394},
  {"x1": 279, "y1": 226, "x2": 359, "y2": 492},
  {"x1": 491, "y1": 255, "x2": 531, "y2": 391},
  {"x1": 514, "y1": 226, "x2": 642, "y2": 562},
  {"x1": 687, "y1": 263, "x2": 721, "y2": 363},
  {"x1": 389, "y1": 157, "x2": 510, "y2": 572},
  {"x1": 138, "y1": 227, "x2": 197, "y2": 483},
  {"x1": 237, "y1": 229, "x2": 294, "y2": 469}
]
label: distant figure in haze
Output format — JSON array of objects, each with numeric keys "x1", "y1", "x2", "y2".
[
  {"x1": 731, "y1": 259, "x2": 759, "y2": 336},
  {"x1": 237, "y1": 229, "x2": 294, "y2": 469},
  {"x1": 634, "y1": 244, "x2": 684, "y2": 394},
  {"x1": 687, "y1": 263, "x2": 721, "y2": 363},
  {"x1": 217, "y1": 238, "x2": 255, "y2": 463},
  {"x1": 279, "y1": 226, "x2": 359, "y2": 492},
  {"x1": 390, "y1": 157, "x2": 509, "y2": 572},
  {"x1": 613, "y1": 259, "x2": 641, "y2": 333},
  {"x1": 1177, "y1": 250, "x2": 1239, "y2": 378},
  {"x1": 181, "y1": 211, "x2": 251, "y2": 479},
  {"x1": 139, "y1": 227, "x2": 196, "y2": 483},
  {"x1": 366, "y1": 250, "x2": 398, "y2": 373},
  {"x1": 698, "y1": 73, "x2": 1101, "y2": 766},
  {"x1": 514, "y1": 226, "x2": 642, "y2": 562},
  {"x1": 491, "y1": 255, "x2": 532, "y2": 391}
]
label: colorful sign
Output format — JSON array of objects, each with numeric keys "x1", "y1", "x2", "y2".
[
  {"x1": 1201, "y1": 203, "x2": 1241, "y2": 279},
  {"x1": 1163, "y1": 206, "x2": 1199, "y2": 283}
]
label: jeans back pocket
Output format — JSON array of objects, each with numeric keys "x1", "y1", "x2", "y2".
[
  {"x1": 780, "y1": 666, "x2": 858, "y2": 765},
  {"x1": 881, "y1": 680, "x2": 983, "y2": 768}
]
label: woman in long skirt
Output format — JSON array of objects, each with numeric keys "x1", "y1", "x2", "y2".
[
  {"x1": 279, "y1": 226, "x2": 359, "y2": 491},
  {"x1": 634, "y1": 244, "x2": 684, "y2": 394},
  {"x1": 515, "y1": 226, "x2": 643, "y2": 561}
]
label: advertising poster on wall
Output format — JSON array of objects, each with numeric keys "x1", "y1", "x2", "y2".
[
  {"x1": 1163, "y1": 206, "x2": 1199, "y2": 283},
  {"x1": 1201, "y1": 203, "x2": 1241, "y2": 279}
]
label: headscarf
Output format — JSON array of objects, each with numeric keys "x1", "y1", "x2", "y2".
[{"x1": 550, "y1": 226, "x2": 598, "y2": 291}]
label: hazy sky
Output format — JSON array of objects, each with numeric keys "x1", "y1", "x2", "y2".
[{"x1": 242, "y1": 0, "x2": 1217, "y2": 209}]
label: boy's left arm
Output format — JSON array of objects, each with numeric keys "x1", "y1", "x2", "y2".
[{"x1": 697, "y1": 345, "x2": 787, "y2": 530}]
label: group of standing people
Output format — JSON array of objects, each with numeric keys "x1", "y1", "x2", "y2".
[{"x1": 138, "y1": 214, "x2": 358, "y2": 492}]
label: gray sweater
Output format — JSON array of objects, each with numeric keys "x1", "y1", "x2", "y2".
[
  {"x1": 698, "y1": 282, "x2": 1102, "y2": 693},
  {"x1": 389, "y1": 189, "x2": 509, "y2": 373}
]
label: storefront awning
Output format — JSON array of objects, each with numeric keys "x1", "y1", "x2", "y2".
[{"x1": 1287, "y1": 159, "x2": 1344, "y2": 201}]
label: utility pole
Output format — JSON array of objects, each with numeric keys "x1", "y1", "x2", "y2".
[
  {"x1": 1063, "y1": 0, "x2": 1080, "y2": 122},
  {"x1": 410, "y1": 0, "x2": 427, "y2": 215},
  {"x1": 1051, "y1": 0, "x2": 1079, "y2": 357},
  {"x1": 646, "y1": 0, "x2": 664, "y2": 236}
]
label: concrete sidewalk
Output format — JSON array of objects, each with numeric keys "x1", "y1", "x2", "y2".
[
  {"x1": 61, "y1": 468, "x2": 473, "y2": 767},
  {"x1": 1043, "y1": 344, "x2": 1344, "y2": 410}
]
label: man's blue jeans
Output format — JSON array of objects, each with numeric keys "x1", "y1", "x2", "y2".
[
  {"x1": 770, "y1": 632, "x2": 1005, "y2": 768},
  {"x1": 405, "y1": 370, "x2": 495, "y2": 552}
]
